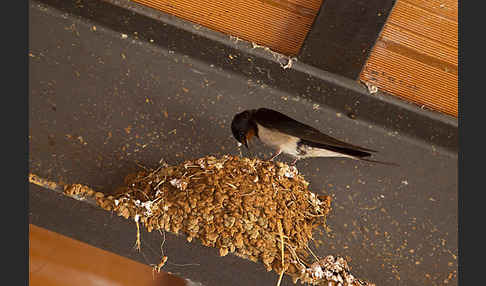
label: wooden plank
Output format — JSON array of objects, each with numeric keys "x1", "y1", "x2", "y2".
[
  {"x1": 381, "y1": 23, "x2": 457, "y2": 67},
  {"x1": 29, "y1": 224, "x2": 185, "y2": 286},
  {"x1": 133, "y1": 0, "x2": 322, "y2": 56},
  {"x1": 401, "y1": 0, "x2": 457, "y2": 21},
  {"x1": 361, "y1": 43, "x2": 457, "y2": 116},
  {"x1": 387, "y1": 0, "x2": 457, "y2": 49},
  {"x1": 360, "y1": 0, "x2": 458, "y2": 117}
]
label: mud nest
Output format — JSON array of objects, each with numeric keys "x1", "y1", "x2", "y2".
[{"x1": 63, "y1": 155, "x2": 374, "y2": 285}]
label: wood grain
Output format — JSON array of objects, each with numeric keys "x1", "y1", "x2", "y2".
[
  {"x1": 400, "y1": 0, "x2": 457, "y2": 21},
  {"x1": 29, "y1": 224, "x2": 184, "y2": 286},
  {"x1": 361, "y1": 44, "x2": 457, "y2": 115},
  {"x1": 133, "y1": 0, "x2": 323, "y2": 56},
  {"x1": 360, "y1": 0, "x2": 458, "y2": 117}
]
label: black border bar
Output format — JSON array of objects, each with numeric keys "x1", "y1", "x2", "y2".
[{"x1": 299, "y1": 0, "x2": 397, "y2": 79}]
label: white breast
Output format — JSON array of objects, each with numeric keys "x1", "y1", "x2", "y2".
[{"x1": 256, "y1": 124, "x2": 301, "y2": 156}]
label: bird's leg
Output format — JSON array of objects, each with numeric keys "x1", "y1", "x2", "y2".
[
  {"x1": 268, "y1": 150, "x2": 282, "y2": 161},
  {"x1": 290, "y1": 157, "x2": 300, "y2": 166}
]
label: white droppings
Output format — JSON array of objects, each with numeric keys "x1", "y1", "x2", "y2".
[
  {"x1": 364, "y1": 82, "x2": 379, "y2": 94},
  {"x1": 281, "y1": 57, "x2": 295, "y2": 69},
  {"x1": 170, "y1": 178, "x2": 188, "y2": 190},
  {"x1": 141, "y1": 201, "x2": 154, "y2": 216},
  {"x1": 310, "y1": 263, "x2": 324, "y2": 279}
]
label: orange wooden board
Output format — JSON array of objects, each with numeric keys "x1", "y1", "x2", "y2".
[
  {"x1": 133, "y1": 0, "x2": 323, "y2": 56},
  {"x1": 29, "y1": 224, "x2": 185, "y2": 286},
  {"x1": 360, "y1": 0, "x2": 458, "y2": 117}
]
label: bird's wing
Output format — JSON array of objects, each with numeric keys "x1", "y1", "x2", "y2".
[{"x1": 254, "y1": 108, "x2": 377, "y2": 153}]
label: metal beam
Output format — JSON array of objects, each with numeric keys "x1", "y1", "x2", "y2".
[{"x1": 29, "y1": 0, "x2": 457, "y2": 285}]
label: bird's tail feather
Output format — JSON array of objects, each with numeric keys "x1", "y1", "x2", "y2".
[{"x1": 358, "y1": 157, "x2": 400, "y2": 167}]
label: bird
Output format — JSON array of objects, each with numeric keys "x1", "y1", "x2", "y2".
[{"x1": 231, "y1": 107, "x2": 397, "y2": 166}]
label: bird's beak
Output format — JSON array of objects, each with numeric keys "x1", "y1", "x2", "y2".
[{"x1": 242, "y1": 138, "x2": 249, "y2": 149}]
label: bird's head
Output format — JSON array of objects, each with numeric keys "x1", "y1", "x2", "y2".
[{"x1": 231, "y1": 110, "x2": 257, "y2": 148}]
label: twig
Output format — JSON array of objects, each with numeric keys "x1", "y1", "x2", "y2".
[
  {"x1": 281, "y1": 241, "x2": 307, "y2": 268},
  {"x1": 134, "y1": 188, "x2": 151, "y2": 201},
  {"x1": 135, "y1": 161, "x2": 150, "y2": 172},
  {"x1": 151, "y1": 256, "x2": 168, "y2": 277},
  {"x1": 239, "y1": 190, "x2": 255, "y2": 196},
  {"x1": 305, "y1": 244, "x2": 320, "y2": 263},
  {"x1": 158, "y1": 229, "x2": 166, "y2": 257},
  {"x1": 133, "y1": 214, "x2": 142, "y2": 251},
  {"x1": 276, "y1": 220, "x2": 285, "y2": 286},
  {"x1": 154, "y1": 176, "x2": 166, "y2": 190},
  {"x1": 226, "y1": 182, "x2": 238, "y2": 189}
]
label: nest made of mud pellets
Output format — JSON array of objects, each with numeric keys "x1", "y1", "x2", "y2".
[
  {"x1": 95, "y1": 155, "x2": 331, "y2": 280},
  {"x1": 65, "y1": 155, "x2": 373, "y2": 285}
]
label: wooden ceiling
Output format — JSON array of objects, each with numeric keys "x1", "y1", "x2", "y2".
[
  {"x1": 132, "y1": 0, "x2": 458, "y2": 117},
  {"x1": 133, "y1": 0, "x2": 324, "y2": 56},
  {"x1": 360, "y1": 0, "x2": 458, "y2": 117}
]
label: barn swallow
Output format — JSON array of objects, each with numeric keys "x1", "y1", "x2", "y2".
[{"x1": 231, "y1": 108, "x2": 397, "y2": 166}]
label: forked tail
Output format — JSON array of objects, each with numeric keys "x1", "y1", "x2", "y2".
[{"x1": 359, "y1": 157, "x2": 400, "y2": 167}]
